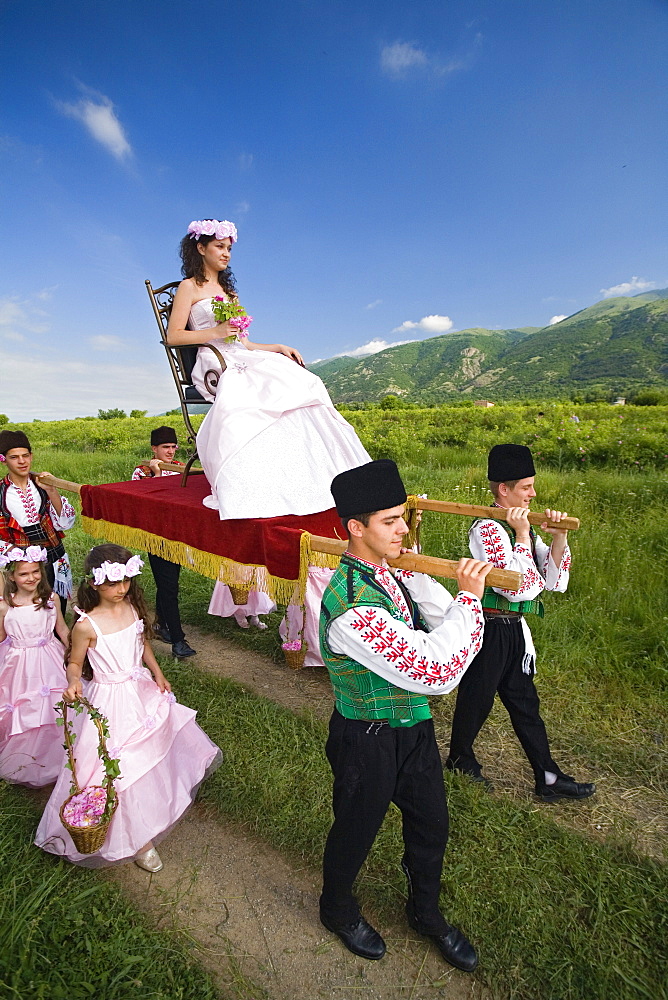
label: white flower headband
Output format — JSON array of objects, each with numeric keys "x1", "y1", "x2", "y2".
[
  {"x1": 187, "y1": 219, "x2": 237, "y2": 242},
  {"x1": 0, "y1": 545, "x2": 48, "y2": 568},
  {"x1": 87, "y1": 555, "x2": 144, "y2": 586}
]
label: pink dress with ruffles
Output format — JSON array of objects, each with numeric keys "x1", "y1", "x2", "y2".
[
  {"x1": 35, "y1": 606, "x2": 221, "y2": 867},
  {"x1": 0, "y1": 597, "x2": 66, "y2": 787}
]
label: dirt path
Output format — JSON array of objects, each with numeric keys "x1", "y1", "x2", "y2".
[{"x1": 112, "y1": 806, "x2": 489, "y2": 1000}]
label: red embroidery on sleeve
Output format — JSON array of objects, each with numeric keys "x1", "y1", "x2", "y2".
[
  {"x1": 478, "y1": 523, "x2": 507, "y2": 566},
  {"x1": 348, "y1": 606, "x2": 483, "y2": 687}
]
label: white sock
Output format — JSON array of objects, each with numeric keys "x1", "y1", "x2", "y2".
[{"x1": 544, "y1": 770, "x2": 558, "y2": 785}]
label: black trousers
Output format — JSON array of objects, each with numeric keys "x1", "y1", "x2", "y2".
[
  {"x1": 447, "y1": 616, "x2": 560, "y2": 785},
  {"x1": 320, "y1": 710, "x2": 450, "y2": 934},
  {"x1": 148, "y1": 554, "x2": 185, "y2": 644}
]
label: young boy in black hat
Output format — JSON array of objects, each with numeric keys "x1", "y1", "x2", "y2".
[
  {"x1": 446, "y1": 443, "x2": 595, "y2": 803},
  {"x1": 319, "y1": 459, "x2": 492, "y2": 972},
  {"x1": 132, "y1": 427, "x2": 196, "y2": 659}
]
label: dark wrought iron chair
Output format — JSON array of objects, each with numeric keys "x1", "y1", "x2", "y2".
[{"x1": 145, "y1": 279, "x2": 225, "y2": 486}]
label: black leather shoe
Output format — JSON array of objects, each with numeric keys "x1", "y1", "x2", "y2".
[
  {"x1": 407, "y1": 912, "x2": 478, "y2": 972},
  {"x1": 535, "y1": 776, "x2": 596, "y2": 803},
  {"x1": 172, "y1": 640, "x2": 196, "y2": 658},
  {"x1": 152, "y1": 623, "x2": 172, "y2": 644},
  {"x1": 320, "y1": 914, "x2": 386, "y2": 960}
]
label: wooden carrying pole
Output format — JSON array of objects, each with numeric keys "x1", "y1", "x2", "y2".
[
  {"x1": 309, "y1": 535, "x2": 522, "y2": 592},
  {"x1": 415, "y1": 498, "x2": 580, "y2": 532},
  {"x1": 39, "y1": 475, "x2": 523, "y2": 590},
  {"x1": 37, "y1": 474, "x2": 82, "y2": 495}
]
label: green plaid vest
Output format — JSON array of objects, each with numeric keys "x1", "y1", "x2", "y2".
[
  {"x1": 475, "y1": 518, "x2": 544, "y2": 618},
  {"x1": 319, "y1": 553, "x2": 432, "y2": 726}
]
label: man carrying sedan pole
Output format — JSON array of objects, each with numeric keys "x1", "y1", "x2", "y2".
[
  {"x1": 318, "y1": 459, "x2": 493, "y2": 973},
  {"x1": 446, "y1": 443, "x2": 596, "y2": 803}
]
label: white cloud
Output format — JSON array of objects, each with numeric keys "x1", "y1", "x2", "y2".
[
  {"x1": 56, "y1": 89, "x2": 132, "y2": 161},
  {"x1": 600, "y1": 276, "x2": 655, "y2": 298},
  {"x1": 0, "y1": 347, "x2": 175, "y2": 421},
  {"x1": 0, "y1": 294, "x2": 50, "y2": 335},
  {"x1": 89, "y1": 335, "x2": 125, "y2": 351},
  {"x1": 549, "y1": 315, "x2": 567, "y2": 325},
  {"x1": 238, "y1": 153, "x2": 254, "y2": 170},
  {"x1": 337, "y1": 337, "x2": 416, "y2": 358},
  {"x1": 381, "y1": 34, "x2": 482, "y2": 78},
  {"x1": 365, "y1": 299, "x2": 382, "y2": 310},
  {"x1": 392, "y1": 314, "x2": 453, "y2": 335},
  {"x1": 381, "y1": 42, "x2": 429, "y2": 76}
]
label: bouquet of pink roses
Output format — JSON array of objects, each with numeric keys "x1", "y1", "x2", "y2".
[{"x1": 211, "y1": 296, "x2": 253, "y2": 341}]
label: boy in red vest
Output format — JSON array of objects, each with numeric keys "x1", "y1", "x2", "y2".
[{"x1": 0, "y1": 429, "x2": 75, "y2": 613}]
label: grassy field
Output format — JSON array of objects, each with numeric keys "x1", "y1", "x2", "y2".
[
  {"x1": 0, "y1": 784, "x2": 220, "y2": 1000},
  {"x1": 3, "y1": 408, "x2": 668, "y2": 999}
]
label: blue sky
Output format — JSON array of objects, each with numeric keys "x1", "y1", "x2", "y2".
[{"x1": 1, "y1": 0, "x2": 667, "y2": 420}]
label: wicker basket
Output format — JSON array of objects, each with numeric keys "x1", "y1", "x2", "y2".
[
  {"x1": 59, "y1": 785, "x2": 117, "y2": 854},
  {"x1": 56, "y1": 696, "x2": 120, "y2": 855},
  {"x1": 229, "y1": 584, "x2": 250, "y2": 606},
  {"x1": 282, "y1": 643, "x2": 308, "y2": 670}
]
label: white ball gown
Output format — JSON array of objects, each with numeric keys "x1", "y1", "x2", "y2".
[{"x1": 189, "y1": 298, "x2": 371, "y2": 520}]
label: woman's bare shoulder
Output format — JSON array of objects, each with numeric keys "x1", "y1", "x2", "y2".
[{"x1": 174, "y1": 277, "x2": 199, "y2": 301}]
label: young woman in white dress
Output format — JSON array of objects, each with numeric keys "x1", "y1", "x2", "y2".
[{"x1": 166, "y1": 219, "x2": 370, "y2": 522}]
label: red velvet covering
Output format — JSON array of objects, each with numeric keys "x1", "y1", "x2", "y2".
[{"x1": 80, "y1": 475, "x2": 342, "y2": 581}]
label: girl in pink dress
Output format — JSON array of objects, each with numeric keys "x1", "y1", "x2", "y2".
[
  {"x1": 35, "y1": 544, "x2": 221, "y2": 871},
  {"x1": 0, "y1": 545, "x2": 68, "y2": 787}
]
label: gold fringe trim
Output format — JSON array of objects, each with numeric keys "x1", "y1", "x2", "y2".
[{"x1": 80, "y1": 515, "x2": 328, "y2": 606}]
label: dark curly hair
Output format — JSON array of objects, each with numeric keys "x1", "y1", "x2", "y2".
[
  {"x1": 69, "y1": 544, "x2": 150, "y2": 679},
  {"x1": 179, "y1": 223, "x2": 238, "y2": 297}
]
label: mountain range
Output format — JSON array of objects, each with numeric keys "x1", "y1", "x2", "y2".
[{"x1": 310, "y1": 289, "x2": 668, "y2": 403}]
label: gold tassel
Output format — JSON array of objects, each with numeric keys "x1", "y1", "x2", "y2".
[{"x1": 80, "y1": 515, "x2": 309, "y2": 606}]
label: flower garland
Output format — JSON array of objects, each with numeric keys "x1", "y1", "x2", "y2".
[
  {"x1": 56, "y1": 697, "x2": 121, "y2": 827},
  {"x1": 187, "y1": 219, "x2": 237, "y2": 242},
  {"x1": 87, "y1": 555, "x2": 144, "y2": 585},
  {"x1": 0, "y1": 544, "x2": 48, "y2": 567}
]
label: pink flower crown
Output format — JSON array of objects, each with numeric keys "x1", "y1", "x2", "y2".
[
  {"x1": 187, "y1": 219, "x2": 237, "y2": 242},
  {"x1": 86, "y1": 555, "x2": 144, "y2": 586},
  {"x1": 0, "y1": 545, "x2": 48, "y2": 568}
]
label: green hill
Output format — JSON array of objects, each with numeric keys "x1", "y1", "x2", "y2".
[{"x1": 311, "y1": 290, "x2": 668, "y2": 403}]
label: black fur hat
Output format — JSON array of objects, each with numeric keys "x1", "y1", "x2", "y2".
[
  {"x1": 331, "y1": 460, "x2": 407, "y2": 518},
  {"x1": 0, "y1": 429, "x2": 31, "y2": 457},
  {"x1": 487, "y1": 444, "x2": 535, "y2": 482}
]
